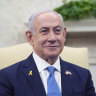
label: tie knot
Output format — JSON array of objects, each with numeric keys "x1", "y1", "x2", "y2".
[{"x1": 47, "y1": 66, "x2": 55, "y2": 75}]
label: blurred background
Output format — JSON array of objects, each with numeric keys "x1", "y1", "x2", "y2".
[{"x1": 0, "y1": 0, "x2": 96, "y2": 89}]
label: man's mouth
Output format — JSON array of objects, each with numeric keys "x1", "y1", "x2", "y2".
[
  {"x1": 46, "y1": 45, "x2": 59, "y2": 47},
  {"x1": 46, "y1": 45, "x2": 60, "y2": 49}
]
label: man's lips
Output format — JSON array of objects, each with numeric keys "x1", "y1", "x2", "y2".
[{"x1": 45, "y1": 45, "x2": 60, "y2": 48}]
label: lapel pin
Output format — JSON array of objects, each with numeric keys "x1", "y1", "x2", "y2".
[
  {"x1": 28, "y1": 70, "x2": 32, "y2": 75},
  {"x1": 65, "y1": 71, "x2": 72, "y2": 76}
]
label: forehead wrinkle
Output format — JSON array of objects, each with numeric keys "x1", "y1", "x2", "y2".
[
  {"x1": 34, "y1": 12, "x2": 62, "y2": 24},
  {"x1": 28, "y1": 10, "x2": 65, "y2": 35},
  {"x1": 40, "y1": 25, "x2": 62, "y2": 30},
  {"x1": 33, "y1": 12, "x2": 63, "y2": 32},
  {"x1": 36, "y1": 11, "x2": 59, "y2": 19}
]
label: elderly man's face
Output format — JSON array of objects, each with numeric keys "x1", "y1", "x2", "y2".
[{"x1": 27, "y1": 12, "x2": 66, "y2": 60}]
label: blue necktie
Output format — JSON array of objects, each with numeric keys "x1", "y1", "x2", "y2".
[{"x1": 47, "y1": 66, "x2": 61, "y2": 96}]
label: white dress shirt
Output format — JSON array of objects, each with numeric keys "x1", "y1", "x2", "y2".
[{"x1": 33, "y1": 52, "x2": 61, "y2": 95}]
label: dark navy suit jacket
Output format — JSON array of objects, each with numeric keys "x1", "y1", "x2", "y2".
[{"x1": 0, "y1": 54, "x2": 96, "y2": 96}]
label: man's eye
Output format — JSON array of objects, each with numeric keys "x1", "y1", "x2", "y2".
[
  {"x1": 41, "y1": 30, "x2": 48, "y2": 35},
  {"x1": 41, "y1": 30, "x2": 47, "y2": 32},
  {"x1": 55, "y1": 29, "x2": 60, "y2": 32},
  {"x1": 54, "y1": 29, "x2": 61, "y2": 34}
]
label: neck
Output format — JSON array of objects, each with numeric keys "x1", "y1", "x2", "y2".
[
  {"x1": 33, "y1": 50, "x2": 58, "y2": 65},
  {"x1": 45, "y1": 56, "x2": 58, "y2": 65}
]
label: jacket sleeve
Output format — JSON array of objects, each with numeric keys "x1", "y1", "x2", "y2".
[
  {"x1": 86, "y1": 70, "x2": 96, "y2": 96},
  {"x1": 0, "y1": 69, "x2": 13, "y2": 96}
]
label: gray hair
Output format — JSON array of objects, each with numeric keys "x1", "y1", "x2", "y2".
[{"x1": 28, "y1": 10, "x2": 64, "y2": 35}]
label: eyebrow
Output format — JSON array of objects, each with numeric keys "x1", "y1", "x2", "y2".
[
  {"x1": 41, "y1": 25, "x2": 62, "y2": 29},
  {"x1": 41, "y1": 27, "x2": 49, "y2": 29},
  {"x1": 53, "y1": 25, "x2": 62, "y2": 29}
]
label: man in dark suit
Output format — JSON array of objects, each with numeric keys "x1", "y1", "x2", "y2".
[{"x1": 0, "y1": 10, "x2": 96, "y2": 96}]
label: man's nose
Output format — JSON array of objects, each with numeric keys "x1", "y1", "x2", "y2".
[{"x1": 48, "y1": 32, "x2": 56, "y2": 43}]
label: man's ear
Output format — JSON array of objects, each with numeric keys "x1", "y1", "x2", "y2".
[
  {"x1": 63, "y1": 28, "x2": 66, "y2": 42},
  {"x1": 26, "y1": 31, "x2": 33, "y2": 46}
]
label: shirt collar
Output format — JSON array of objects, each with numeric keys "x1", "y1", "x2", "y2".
[{"x1": 33, "y1": 52, "x2": 61, "y2": 73}]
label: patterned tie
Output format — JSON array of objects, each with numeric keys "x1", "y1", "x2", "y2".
[{"x1": 47, "y1": 66, "x2": 61, "y2": 96}]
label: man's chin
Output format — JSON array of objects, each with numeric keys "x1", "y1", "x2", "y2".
[
  {"x1": 45, "y1": 49, "x2": 62, "y2": 56},
  {"x1": 45, "y1": 53, "x2": 59, "y2": 58}
]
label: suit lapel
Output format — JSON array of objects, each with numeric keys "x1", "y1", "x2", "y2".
[
  {"x1": 60, "y1": 59, "x2": 73, "y2": 96},
  {"x1": 22, "y1": 54, "x2": 46, "y2": 96},
  {"x1": 22, "y1": 55, "x2": 73, "y2": 96}
]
